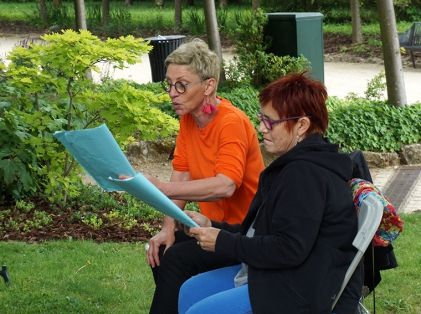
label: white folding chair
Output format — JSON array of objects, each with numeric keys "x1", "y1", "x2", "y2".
[{"x1": 331, "y1": 193, "x2": 384, "y2": 311}]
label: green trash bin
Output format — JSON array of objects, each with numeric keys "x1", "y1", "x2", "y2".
[
  {"x1": 145, "y1": 35, "x2": 186, "y2": 82},
  {"x1": 264, "y1": 12, "x2": 324, "y2": 83}
]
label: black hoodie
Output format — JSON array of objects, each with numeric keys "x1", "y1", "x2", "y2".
[{"x1": 214, "y1": 134, "x2": 362, "y2": 313}]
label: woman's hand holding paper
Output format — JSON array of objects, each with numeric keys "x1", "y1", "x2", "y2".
[
  {"x1": 182, "y1": 210, "x2": 218, "y2": 251},
  {"x1": 184, "y1": 210, "x2": 211, "y2": 228},
  {"x1": 189, "y1": 226, "x2": 220, "y2": 252},
  {"x1": 175, "y1": 210, "x2": 210, "y2": 236}
]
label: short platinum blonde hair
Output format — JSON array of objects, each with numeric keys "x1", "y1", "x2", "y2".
[{"x1": 165, "y1": 38, "x2": 220, "y2": 83}]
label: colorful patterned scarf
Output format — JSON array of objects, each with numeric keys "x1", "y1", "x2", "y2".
[{"x1": 349, "y1": 178, "x2": 404, "y2": 247}]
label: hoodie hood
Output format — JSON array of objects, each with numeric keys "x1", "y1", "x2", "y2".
[{"x1": 264, "y1": 133, "x2": 352, "y2": 181}]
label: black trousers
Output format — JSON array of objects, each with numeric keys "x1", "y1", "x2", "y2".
[{"x1": 149, "y1": 231, "x2": 238, "y2": 314}]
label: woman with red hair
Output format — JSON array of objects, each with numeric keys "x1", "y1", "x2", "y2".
[{"x1": 178, "y1": 73, "x2": 363, "y2": 314}]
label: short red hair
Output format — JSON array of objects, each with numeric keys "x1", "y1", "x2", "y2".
[{"x1": 259, "y1": 73, "x2": 328, "y2": 134}]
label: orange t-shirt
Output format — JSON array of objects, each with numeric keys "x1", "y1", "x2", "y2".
[{"x1": 172, "y1": 97, "x2": 264, "y2": 224}]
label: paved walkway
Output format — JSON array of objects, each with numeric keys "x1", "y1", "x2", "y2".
[
  {"x1": 371, "y1": 166, "x2": 421, "y2": 214},
  {"x1": 1, "y1": 34, "x2": 420, "y2": 213},
  {"x1": 324, "y1": 62, "x2": 421, "y2": 104}
]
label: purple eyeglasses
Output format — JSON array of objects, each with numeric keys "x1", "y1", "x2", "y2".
[{"x1": 257, "y1": 112, "x2": 308, "y2": 130}]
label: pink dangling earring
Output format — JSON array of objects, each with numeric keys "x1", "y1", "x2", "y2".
[
  {"x1": 202, "y1": 96, "x2": 216, "y2": 114},
  {"x1": 202, "y1": 103, "x2": 216, "y2": 114}
]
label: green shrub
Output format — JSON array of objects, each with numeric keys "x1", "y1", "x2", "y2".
[
  {"x1": 0, "y1": 80, "x2": 37, "y2": 202},
  {"x1": 0, "y1": 205, "x2": 53, "y2": 234},
  {"x1": 395, "y1": 0, "x2": 421, "y2": 21},
  {"x1": 104, "y1": 7, "x2": 135, "y2": 36},
  {"x1": 226, "y1": 9, "x2": 310, "y2": 88},
  {"x1": 257, "y1": 52, "x2": 310, "y2": 85},
  {"x1": 216, "y1": 9, "x2": 229, "y2": 34},
  {"x1": 138, "y1": 82, "x2": 175, "y2": 119},
  {"x1": 33, "y1": 2, "x2": 73, "y2": 28},
  {"x1": 220, "y1": 84, "x2": 421, "y2": 154},
  {"x1": 185, "y1": 9, "x2": 205, "y2": 35},
  {"x1": 327, "y1": 99, "x2": 421, "y2": 152},
  {"x1": 68, "y1": 184, "x2": 163, "y2": 229},
  {"x1": 0, "y1": 30, "x2": 178, "y2": 205},
  {"x1": 136, "y1": 83, "x2": 261, "y2": 130},
  {"x1": 321, "y1": 7, "x2": 378, "y2": 24},
  {"x1": 219, "y1": 85, "x2": 260, "y2": 131},
  {"x1": 364, "y1": 71, "x2": 386, "y2": 101}
]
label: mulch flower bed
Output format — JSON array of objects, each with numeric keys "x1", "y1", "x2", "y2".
[{"x1": 0, "y1": 203, "x2": 160, "y2": 243}]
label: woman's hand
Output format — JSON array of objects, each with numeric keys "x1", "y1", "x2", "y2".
[
  {"x1": 185, "y1": 210, "x2": 212, "y2": 228},
  {"x1": 189, "y1": 227, "x2": 221, "y2": 252},
  {"x1": 118, "y1": 175, "x2": 133, "y2": 180},
  {"x1": 175, "y1": 210, "x2": 212, "y2": 235},
  {"x1": 146, "y1": 227, "x2": 175, "y2": 268}
]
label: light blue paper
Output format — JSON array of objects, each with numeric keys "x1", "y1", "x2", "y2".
[
  {"x1": 109, "y1": 174, "x2": 197, "y2": 227},
  {"x1": 54, "y1": 124, "x2": 136, "y2": 191},
  {"x1": 54, "y1": 124, "x2": 198, "y2": 227}
]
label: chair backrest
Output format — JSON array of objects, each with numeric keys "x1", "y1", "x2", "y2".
[
  {"x1": 399, "y1": 24, "x2": 413, "y2": 46},
  {"x1": 413, "y1": 22, "x2": 421, "y2": 46},
  {"x1": 399, "y1": 22, "x2": 421, "y2": 47},
  {"x1": 331, "y1": 193, "x2": 384, "y2": 310}
]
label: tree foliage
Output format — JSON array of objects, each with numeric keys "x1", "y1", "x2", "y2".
[{"x1": 0, "y1": 30, "x2": 178, "y2": 205}]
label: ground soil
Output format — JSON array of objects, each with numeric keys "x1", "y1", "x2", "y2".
[
  {"x1": 0, "y1": 26, "x2": 411, "y2": 243},
  {"x1": 1, "y1": 152, "x2": 172, "y2": 243},
  {"x1": 1, "y1": 204, "x2": 162, "y2": 243},
  {"x1": 323, "y1": 33, "x2": 416, "y2": 68}
]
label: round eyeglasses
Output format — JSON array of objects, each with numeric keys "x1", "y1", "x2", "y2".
[
  {"x1": 257, "y1": 112, "x2": 308, "y2": 131},
  {"x1": 162, "y1": 80, "x2": 203, "y2": 94}
]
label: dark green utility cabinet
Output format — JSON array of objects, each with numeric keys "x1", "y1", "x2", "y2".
[{"x1": 264, "y1": 12, "x2": 324, "y2": 82}]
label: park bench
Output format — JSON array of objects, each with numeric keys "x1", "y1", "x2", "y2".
[{"x1": 399, "y1": 22, "x2": 421, "y2": 68}]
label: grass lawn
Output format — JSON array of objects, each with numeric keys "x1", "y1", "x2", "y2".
[
  {"x1": 1, "y1": 212, "x2": 420, "y2": 313},
  {"x1": 0, "y1": 2, "x2": 36, "y2": 21},
  {"x1": 0, "y1": 240, "x2": 153, "y2": 313},
  {"x1": 0, "y1": 1, "x2": 414, "y2": 35},
  {"x1": 323, "y1": 21, "x2": 413, "y2": 35},
  {"x1": 362, "y1": 212, "x2": 421, "y2": 313}
]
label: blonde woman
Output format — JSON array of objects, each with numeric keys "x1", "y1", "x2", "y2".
[{"x1": 147, "y1": 39, "x2": 264, "y2": 313}]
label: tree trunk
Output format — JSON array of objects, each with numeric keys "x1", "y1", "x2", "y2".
[
  {"x1": 155, "y1": 0, "x2": 164, "y2": 8},
  {"x1": 252, "y1": 0, "x2": 260, "y2": 11},
  {"x1": 175, "y1": 0, "x2": 182, "y2": 31},
  {"x1": 376, "y1": 0, "x2": 407, "y2": 106},
  {"x1": 350, "y1": 0, "x2": 363, "y2": 44},
  {"x1": 302, "y1": 0, "x2": 312, "y2": 10},
  {"x1": 203, "y1": 0, "x2": 225, "y2": 82},
  {"x1": 53, "y1": 0, "x2": 61, "y2": 8},
  {"x1": 39, "y1": 0, "x2": 48, "y2": 25},
  {"x1": 102, "y1": 0, "x2": 110, "y2": 26},
  {"x1": 74, "y1": 0, "x2": 92, "y2": 81},
  {"x1": 125, "y1": 0, "x2": 133, "y2": 6},
  {"x1": 219, "y1": 0, "x2": 227, "y2": 9},
  {"x1": 74, "y1": 0, "x2": 88, "y2": 30}
]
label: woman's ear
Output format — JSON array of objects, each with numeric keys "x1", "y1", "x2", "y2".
[
  {"x1": 204, "y1": 78, "x2": 217, "y2": 96},
  {"x1": 297, "y1": 116, "x2": 311, "y2": 136}
]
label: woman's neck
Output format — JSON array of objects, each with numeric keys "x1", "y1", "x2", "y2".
[
  {"x1": 191, "y1": 95, "x2": 219, "y2": 128},
  {"x1": 192, "y1": 110, "x2": 218, "y2": 128}
]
